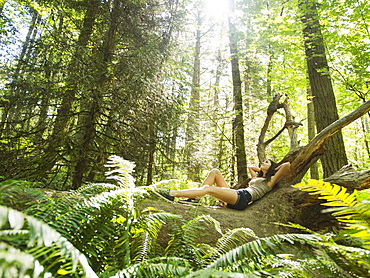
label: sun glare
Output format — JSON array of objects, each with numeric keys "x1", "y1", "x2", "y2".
[{"x1": 204, "y1": 0, "x2": 229, "y2": 20}]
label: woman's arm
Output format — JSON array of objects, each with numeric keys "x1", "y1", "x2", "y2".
[
  {"x1": 267, "y1": 162, "x2": 291, "y2": 188},
  {"x1": 248, "y1": 166, "x2": 260, "y2": 178}
]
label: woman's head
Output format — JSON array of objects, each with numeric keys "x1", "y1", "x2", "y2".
[{"x1": 258, "y1": 159, "x2": 278, "y2": 181}]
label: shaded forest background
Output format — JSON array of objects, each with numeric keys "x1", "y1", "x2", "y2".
[{"x1": 0, "y1": 0, "x2": 369, "y2": 189}]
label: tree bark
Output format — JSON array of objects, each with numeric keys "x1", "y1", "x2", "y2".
[
  {"x1": 146, "y1": 123, "x2": 156, "y2": 186},
  {"x1": 186, "y1": 10, "x2": 202, "y2": 182},
  {"x1": 257, "y1": 94, "x2": 301, "y2": 162},
  {"x1": 300, "y1": 0, "x2": 348, "y2": 178},
  {"x1": 228, "y1": 0, "x2": 247, "y2": 184},
  {"x1": 266, "y1": 48, "x2": 274, "y2": 97},
  {"x1": 307, "y1": 85, "x2": 319, "y2": 179}
]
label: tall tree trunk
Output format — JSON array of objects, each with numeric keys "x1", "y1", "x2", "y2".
[
  {"x1": 71, "y1": 0, "x2": 119, "y2": 188},
  {"x1": 146, "y1": 123, "x2": 156, "y2": 186},
  {"x1": 38, "y1": 0, "x2": 100, "y2": 176},
  {"x1": 13, "y1": 8, "x2": 40, "y2": 80},
  {"x1": 185, "y1": 10, "x2": 201, "y2": 181},
  {"x1": 72, "y1": 97, "x2": 100, "y2": 188},
  {"x1": 361, "y1": 117, "x2": 370, "y2": 158},
  {"x1": 228, "y1": 0, "x2": 247, "y2": 184},
  {"x1": 300, "y1": 0, "x2": 348, "y2": 178},
  {"x1": 213, "y1": 50, "x2": 228, "y2": 171},
  {"x1": 266, "y1": 47, "x2": 274, "y2": 98}
]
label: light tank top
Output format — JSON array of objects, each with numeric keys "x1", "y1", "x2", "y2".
[{"x1": 245, "y1": 178, "x2": 272, "y2": 201}]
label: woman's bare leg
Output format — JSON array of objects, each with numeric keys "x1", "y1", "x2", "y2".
[
  {"x1": 202, "y1": 169, "x2": 229, "y2": 188},
  {"x1": 170, "y1": 185, "x2": 238, "y2": 205},
  {"x1": 202, "y1": 169, "x2": 229, "y2": 205},
  {"x1": 169, "y1": 169, "x2": 238, "y2": 204}
]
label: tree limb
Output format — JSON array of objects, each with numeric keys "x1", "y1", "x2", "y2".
[{"x1": 284, "y1": 100, "x2": 370, "y2": 185}]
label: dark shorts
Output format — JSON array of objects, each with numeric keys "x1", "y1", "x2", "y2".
[{"x1": 227, "y1": 189, "x2": 252, "y2": 211}]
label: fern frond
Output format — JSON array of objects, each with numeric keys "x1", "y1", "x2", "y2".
[
  {"x1": 303, "y1": 235, "x2": 370, "y2": 277},
  {"x1": 185, "y1": 268, "x2": 262, "y2": 277},
  {"x1": 0, "y1": 205, "x2": 98, "y2": 277},
  {"x1": 217, "y1": 228, "x2": 257, "y2": 253},
  {"x1": 292, "y1": 179, "x2": 357, "y2": 207},
  {"x1": 72, "y1": 182, "x2": 120, "y2": 195},
  {"x1": 113, "y1": 257, "x2": 191, "y2": 278},
  {"x1": 206, "y1": 233, "x2": 321, "y2": 270},
  {"x1": 274, "y1": 222, "x2": 315, "y2": 234},
  {"x1": 165, "y1": 214, "x2": 221, "y2": 258},
  {"x1": 293, "y1": 179, "x2": 370, "y2": 247},
  {"x1": 104, "y1": 156, "x2": 136, "y2": 189},
  {"x1": 131, "y1": 208, "x2": 183, "y2": 261},
  {"x1": 193, "y1": 243, "x2": 217, "y2": 259},
  {"x1": 0, "y1": 242, "x2": 46, "y2": 278},
  {"x1": 194, "y1": 228, "x2": 258, "y2": 268},
  {"x1": 22, "y1": 157, "x2": 147, "y2": 273}
]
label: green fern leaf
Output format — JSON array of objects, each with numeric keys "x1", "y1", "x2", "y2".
[
  {"x1": 206, "y1": 233, "x2": 321, "y2": 270},
  {"x1": 0, "y1": 205, "x2": 98, "y2": 277},
  {"x1": 165, "y1": 215, "x2": 221, "y2": 259},
  {"x1": 293, "y1": 179, "x2": 370, "y2": 248},
  {"x1": 118, "y1": 257, "x2": 191, "y2": 278},
  {"x1": 131, "y1": 208, "x2": 182, "y2": 262},
  {"x1": 292, "y1": 179, "x2": 357, "y2": 207}
]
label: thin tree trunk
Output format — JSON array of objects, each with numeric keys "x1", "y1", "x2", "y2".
[
  {"x1": 282, "y1": 98, "x2": 300, "y2": 151},
  {"x1": 300, "y1": 0, "x2": 348, "y2": 178},
  {"x1": 266, "y1": 48, "x2": 274, "y2": 97},
  {"x1": 13, "y1": 8, "x2": 40, "y2": 79},
  {"x1": 361, "y1": 117, "x2": 370, "y2": 158},
  {"x1": 185, "y1": 10, "x2": 201, "y2": 181},
  {"x1": 146, "y1": 122, "x2": 156, "y2": 186},
  {"x1": 213, "y1": 50, "x2": 226, "y2": 171},
  {"x1": 228, "y1": 0, "x2": 247, "y2": 184},
  {"x1": 2, "y1": 9, "x2": 40, "y2": 137},
  {"x1": 307, "y1": 84, "x2": 319, "y2": 179}
]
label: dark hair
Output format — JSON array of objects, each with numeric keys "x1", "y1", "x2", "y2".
[{"x1": 257, "y1": 159, "x2": 279, "y2": 182}]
